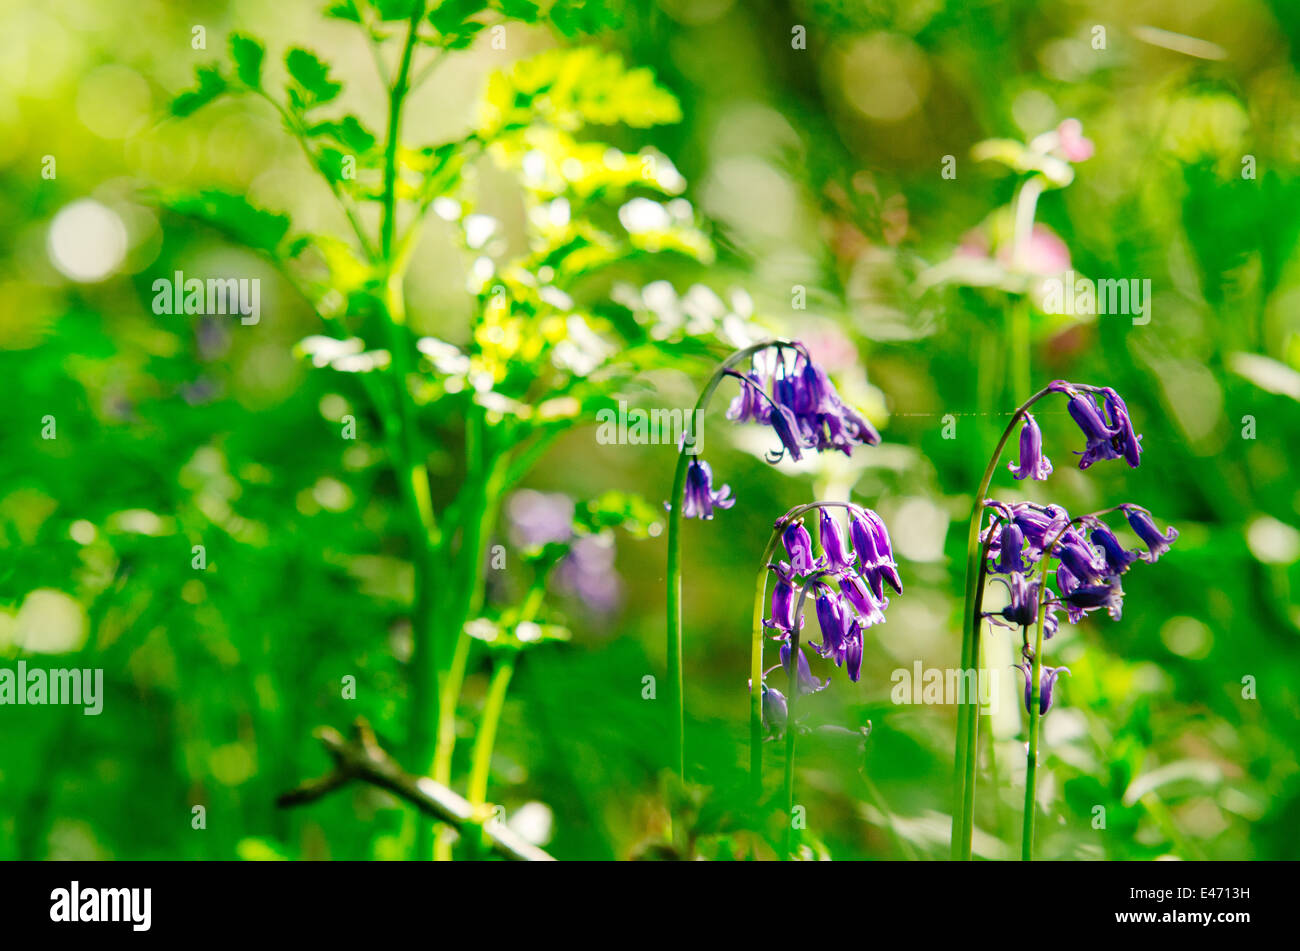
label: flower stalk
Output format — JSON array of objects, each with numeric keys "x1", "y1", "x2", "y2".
[
  {"x1": 953, "y1": 386, "x2": 1053, "y2": 859},
  {"x1": 666, "y1": 339, "x2": 799, "y2": 781}
]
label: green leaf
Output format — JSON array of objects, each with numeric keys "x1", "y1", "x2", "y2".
[
  {"x1": 430, "y1": 0, "x2": 488, "y2": 30},
  {"x1": 285, "y1": 48, "x2": 342, "y2": 109},
  {"x1": 429, "y1": 0, "x2": 489, "y2": 48},
  {"x1": 165, "y1": 190, "x2": 290, "y2": 254},
  {"x1": 229, "y1": 34, "x2": 265, "y2": 89},
  {"x1": 171, "y1": 64, "x2": 228, "y2": 117},
  {"x1": 494, "y1": 0, "x2": 539, "y2": 21},
  {"x1": 324, "y1": 0, "x2": 363, "y2": 21},
  {"x1": 548, "y1": 0, "x2": 623, "y2": 36},
  {"x1": 308, "y1": 116, "x2": 378, "y2": 155},
  {"x1": 372, "y1": 0, "x2": 420, "y2": 19}
]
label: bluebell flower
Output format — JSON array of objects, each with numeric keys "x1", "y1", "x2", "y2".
[
  {"x1": 1068, "y1": 395, "x2": 1124, "y2": 469},
  {"x1": 813, "y1": 587, "x2": 852, "y2": 663},
  {"x1": 764, "y1": 562, "x2": 802, "y2": 635},
  {"x1": 783, "y1": 519, "x2": 820, "y2": 573},
  {"x1": 761, "y1": 504, "x2": 902, "y2": 707},
  {"x1": 1016, "y1": 663, "x2": 1070, "y2": 716},
  {"x1": 844, "y1": 620, "x2": 864, "y2": 682},
  {"x1": 838, "y1": 572, "x2": 886, "y2": 626},
  {"x1": 1061, "y1": 578, "x2": 1125, "y2": 622},
  {"x1": 1101, "y1": 387, "x2": 1142, "y2": 468},
  {"x1": 726, "y1": 371, "x2": 771, "y2": 424},
  {"x1": 681, "y1": 457, "x2": 734, "y2": 519},
  {"x1": 1056, "y1": 535, "x2": 1107, "y2": 585},
  {"x1": 761, "y1": 684, "x2": 788, "y2": 735},
  {"x1": 766, "y1": 403, "x2": 806, "y2": 463},
  {"x1": 1008, "y1": 412, "x2": 1053, "y2": 481},
  {"x1": 991, "y1": 522, "x2": 1032, "y2": 574},
  {"x1": 852, "y1": 508, "x2": 903, "y2": 596},
  {"x1": 1091, "y1": 522, "x2": 1138, "y2": 575},
  {"x1": 729, "y1": 346, "x2": 881, "y2": 463},
  {"x1": 986, "y1": 572, "x2": 1059, "y2": 638},
  {"x1": 1050, "y1": 380, "x2": 1144, "y2": 471},
  {"x1": 1125, "y1": 506, "x2": 1178, "y2": 563},
  {"x1": 986, "y1": 502, "x2": 1070, "y2": 564},
  {"x1": 799, "y1": 357, "x2": 834, "y2": 413},
  {"x1": 781, "y1": 643, "x2": 828, "y2": 695},
  {"x1": 819, "y1": 508, "x2": 856, "y2": 572}
]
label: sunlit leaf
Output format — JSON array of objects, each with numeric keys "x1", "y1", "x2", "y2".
[
  {"x1": 285, "y1": 48, "x2": 342, "y2": 109},
  {"x1": 165, "y1": 190, "x2": 290, "y2": 253},
  {"x1": 171, "y1": 64, "x2": 228, "y2": 117},
  {"x1": 229, "y1": 33, "x2": 265, "y2": 90}
]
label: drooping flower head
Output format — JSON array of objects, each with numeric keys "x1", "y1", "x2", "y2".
[
  {"x1": 1125, "y1": 506, "x2": 1178, "y2": 563},
  {"x1": 991, "y1": 522, "x2": 1032, "y2": 575},
  {"x1": 985, "y1": 572, "x2": 1058, "y2": 639},
  {"x1": 977, "y1": 381, "x2": 1174, "y2": 725},
  {"x1": 764, "y1": 561, "x2": 802, "y2": 635},
  {"x1": 684, "y1": 342, "x2": 882, "y2": 519},
  {"x1": 782, "y1": 519, "x2": 819, "y2": 574},
  {"x1": 1061, "y1": 579, "x2": 1125, "y2": 622},
  {"x1": 1008, "y1": 412, "x2": 1053, "y2": 481},
  {"x1": 781, "y1": 643, "x2": 828, "y2": 696},
  {"x1": 726, "y1": 371, "x2": 771, "y2": 424},
  {"x1": 759, "y1": 503, "x2": 903, "y2": 731},
  {"x1": 1090, "y1": 522, "x2": 1138, "y2": 576},
  {"x1": 839, "y1": 573, "x2": 886, "y2": 627},
  {"x1": 1016, "y1": 662, "x2": 1070, "y2": 716},
  {"x1": 1049, "y1": 380, "x2": 1142, "y2": 470},
  {"x1": 819, "y1": 508, "x2": 856, "y2": 572},
  {"x1": 682, "y1": 457, "x2": 734, "y2": 520},
  {"x1": 761, "y1": 684, "x2": 788, "y2": 736},
  {"x1": 984, "y1": 499, "x2": 1174, "y2": 633},
  {"x1": 850, "y1": 508, "x2": 903, "y2": 599},
  {"x1": 813, "y1": 585, "x2": 851, "y2": 661}
]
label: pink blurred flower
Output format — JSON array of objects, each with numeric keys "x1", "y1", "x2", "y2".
[
  {"x1": 999, "y1": 223, "x2": 1071, "y2": 276},
  {"x1": 1056, "y1": 118, "x2": 1094, "y2": 163}
]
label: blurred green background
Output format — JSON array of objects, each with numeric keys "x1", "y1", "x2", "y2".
[{"x1": 2, "y1": 0, "x2": 1299, "y2": 860}]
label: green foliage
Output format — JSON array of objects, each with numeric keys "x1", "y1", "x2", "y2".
[
  {"x1": 171, "y1": 64, "x2": 227, "y2": 117},
  {"x1": 7, "y1": 0, "x2": 1300, "y2": 864},
  {"x1": 164, "y1": 191, "x2": 290, "y2": 254},
  {"x1": 230, "y1": 34, "x2": 265, "y2": 89},
  {"x1": 480, "y1": 47, "x2": 681, "y2": 136},
  {"x1": 285, "y1": 48, "x2": 343, "y2": 110}
]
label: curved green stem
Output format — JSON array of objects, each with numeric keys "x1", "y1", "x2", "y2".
[
  {"x1": 666, "y1": 339, "x2": 798, "y2": 783},
  {"x1": 952, "y1": 384, "x2": 1053, "y2": 860}
]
